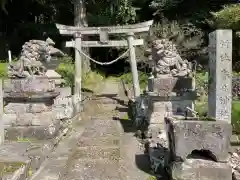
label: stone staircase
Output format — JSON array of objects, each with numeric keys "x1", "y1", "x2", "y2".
[{"x1": 27, "y1": 79, "x2": 152, "y2": 180}]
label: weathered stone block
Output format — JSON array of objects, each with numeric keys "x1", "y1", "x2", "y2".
[
  {"x1": 148, "y1": 77, "x2": 193, "y2": 94},
  {"x1": 3, "y1": 113, "x2": 17, "y2": 125},
  {"x1": 166, "y1": 118, "x2": 232, "y2": 162},
  {"x1": 147, "y1": 100, "x2": 193, "y2": 124},
  {"x1": 16, "y1": 112, "x2": 54, "y2": 126},
  {"x1": 56, "y1": 87, "x2": 71, "y2": 97},
  {"x1": 4, "y1": 103, "x2": 51, "y2": 114},
  {"x1": 78, "y1": 137, "x2": 120, "y2": 147},
  {"x1": 53, "y1": 104, "x2": 74, "y2": 120},
  {"x1": 4, "y1": 112, "x2": 55, "y2": 126},
  {"x1": 3, "y1": 78, "x2": 55, "y2": 93},
  {"x1": 5, "y1": 121, "x2": 60, "y2": 140},
  {"x1": 171, "y1": 159, "x2": 232, "y2": 180},
  {"x1": 73, "y1": 146, "x2": 120, "y2": 161}
]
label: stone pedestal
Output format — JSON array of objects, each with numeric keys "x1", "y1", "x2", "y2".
[
  {"x1": 46, "y1": 70, "x2": 65, "y2": 87},
  {"x1": 146, "y1": 76, "x2": 196, "y2": 130},
  {"x1": 171, "y1": 159, "x2": 232, "y2": 180},
  {"x1": 144, "y1": 76, "x2": 197, "y2": 175},
  {"x1": 53, "y1": 94, "x2": 82, "y2": 120},
  {"x1": 3, "y1": 78, "x2": 61, "y2": 140},
  {"x1": 165, "y1": 116, "x2": 232, "y2": 180}
]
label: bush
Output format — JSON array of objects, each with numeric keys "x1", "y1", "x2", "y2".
[
  {"x1": 118, "y1": 71, "x2": 148, "y2": 90},
  {"x1": 211, "y1": 4, "x2": 240, "y2": 30},
  {"x1": 56, "y1": 63, "x2": 75, "y2": 87},
  {"x1": 195, "y1": 101, "x2": 240, "y2": 134},
  {"x1": 0, "y1": 63, "x2": 7, "y2": 78}
]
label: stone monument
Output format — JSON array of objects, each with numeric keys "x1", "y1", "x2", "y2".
[
  {"x1": 137, "y1": 39, "x2": 197, "y2": 174},
  {"x1": 165, "y1": 116, "x2": 232, "y2": 180},
  {"x1": 208, "y1": 30, "x2": 232, "y2": 123},
  {"x1": 3, "y1": 38, "x2": 76, "y2": 140},
  {"x1": 8, "y1": 38, "x2": 64, "y2": 78},
  {"x1": 145, "y1": 39, "x2": 196, "y2": 137},
  {"x1": 144, "y1": 30, "x2": 233, "y2": 179}
]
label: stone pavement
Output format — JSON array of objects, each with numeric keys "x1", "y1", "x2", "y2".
[{"x1": 29, "y1": 79, "x2": 151, "y2": 180}]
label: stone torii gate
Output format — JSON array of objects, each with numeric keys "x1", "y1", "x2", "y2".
[{"x1": 55, "y1": 20, "x2": 153, "y2": 100}]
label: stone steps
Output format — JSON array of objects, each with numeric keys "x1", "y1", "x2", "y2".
[
  {"x1": 64, "y1": 159, "x2": 121, "y2": 180},
  {"x1": 28, "y1": 156, "x2": 68, "y2": 180},
  {"x1": 73, "y1": 146, "x2": 120, "y2": 161},
  {"x1": 77, "y1": 136, "x2": 120, "y2": 147}
]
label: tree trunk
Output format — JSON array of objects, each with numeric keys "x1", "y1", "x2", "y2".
[{"x1": 74, "y1": 0, "x2": 91, "y2": 75}]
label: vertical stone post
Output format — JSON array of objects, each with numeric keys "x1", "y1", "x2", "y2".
[
  {"x1": 208, "y1": 30, "x2": 232, "y2": 122},
  {"x1": 127, "y1": 32, "x2": 141, "y2": 98},
  {"x1": 74, "y1": 33, "x2": 82, "y2": 101},
  {"x1": 0, "y1": 79, "x2": 4, "y2": 144}
]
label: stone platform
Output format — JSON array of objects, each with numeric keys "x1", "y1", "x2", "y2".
[{"x1": 171, "y1": 159, "x2": 232, "y2": 180}]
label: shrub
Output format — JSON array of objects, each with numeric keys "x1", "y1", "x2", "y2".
[
  {"x1": 56, "y1": 61, "x2": 75, "y2": 87},
  {"x1": 211, "y1": 4, "x2": 240, "y2": 30},
  {"x1": 195, "y1": 101, "x2": 240, "y2": 135},
  {"x1": 0, "y1": 63, "x2": 7, "y2": 78},
  {"x1": 118, "y1": 71, "x2": 148, "y2": 90}
]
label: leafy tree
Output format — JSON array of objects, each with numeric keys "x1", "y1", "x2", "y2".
[{"x1": 210, "y1": 4, "x2": 240, "y2": 30}]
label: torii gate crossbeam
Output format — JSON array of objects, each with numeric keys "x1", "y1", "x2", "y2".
[{"x1": 56, "y1": 20, "x2": 153, "y2": 100}]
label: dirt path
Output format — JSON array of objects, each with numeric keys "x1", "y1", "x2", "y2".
[{"x1": 29, "y1": 79, "x2": 151, "y2": 180}]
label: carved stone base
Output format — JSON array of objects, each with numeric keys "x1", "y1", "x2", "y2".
[
  {"x1": 165, "y1": 117, "x2": 232, "y2": 162},
  {"x1": 171, "y1": 159, "x2": 231, "y2": 180},
  {"x1": 148, "y1": 76, "x2": 193, "y2": 94},
  {"x1": 5, "y1": 120, "x2": 60, "y2": 140},
  {"x1": 147, "y1": 98, "x2": 193, "y2": 124}
]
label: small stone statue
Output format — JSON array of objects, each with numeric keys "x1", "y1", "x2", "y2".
[
  {"x1": 149, "y1": 39, "x2": 192, "y2": 77},
  {"x1": 8, "y1": 37, "x2": 65, "y2": 78}
]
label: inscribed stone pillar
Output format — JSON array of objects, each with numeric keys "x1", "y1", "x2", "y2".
[{"x1": 208, "y1": 30, "x2": 232, "y2": 123}]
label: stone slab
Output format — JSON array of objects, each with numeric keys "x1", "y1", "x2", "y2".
[
  {"x1": 5, "y1": 121, "x2": 60, "y2": 140},
  {"x1": 89, "y1": 119, "x2": 119, "y2": 129},
  {"x1": 73, "y1": 146, "x2": 120, "y2": 161},
  {"x1": 56, "y1": 87, "x2": 71, "y2": 97},
  {"x1": 166, "y1": 118, "x2": 232, "y2": 162},
  {"x1": 53, "y1": 95, "x2": 82, "y2": 120},
  {"x1": 29, "y1": 157, "x2": 68, "y2": 180},
  {"x1": 4, "y1": 112, "x2": 55, "y2": 126},
  {"x1": 67, "y1": 159, "x2": 120, "y2": 180},
  {"x1": 0, "y1": 142, "x2": 30, "y2": 162},
  {"x1": 4, "y1": 103, "x2": 51, "y2": 114},
  {"x1": 148, "y1": 77, "x2": 193, "y2": 94},
  {"x1": 3, "y1": 78, "x2": 55, "y2": 93},
  {"x1": 171, "y1": 159, "x2": 232, "y2": 180},
  {"x1": 77, "y1": 137, "x2": 120, "y2": 147},
  {"x1": 53, "y1": 104, "x2": 74, "y2": 120},
  {"x1": 148, "y1": 99, "x2": 193, "y2": 113},
  {"x1": 81, "y1": 125, "x2": 119, "y2": 138},
  {"x1": 147, "y1": 100, "x2": 193, "y2": 124}
]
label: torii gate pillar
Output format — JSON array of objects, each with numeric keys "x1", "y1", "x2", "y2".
[
  {"x1": 74, "y1": 33, "x2": 82, "y2": 100},
  {"x1": 127, "y1": 32, "x2": 140, "y2": 97}
]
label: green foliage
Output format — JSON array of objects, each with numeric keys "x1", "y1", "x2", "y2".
[
  {"x1": 211, "y1": 4, "x2": 240, "y2": 30},
  {"x1": 149, "y1": 0, "x2": 184, "y2": 11},
  {"x1": 118, "y1": 71, "x2": 148, "y2": 90},
  {"x1": 0, "y1": 63, "x2": 8, "y2": 78},
  {"x1": 56, "y1": 63, "x2": 75, "y2": 87},
  {"x1": 150, "y1": 21, "x2": 205, "y2": 61},
  {"x1": 232, "y1": 101, "x2": 240, "y2": 134},
  {"x1": 196, "y1": 100, "x2": 240, "y2": 135},
  {"x1": 87, "y1": 0, "x2": 137, "y2": 26}
]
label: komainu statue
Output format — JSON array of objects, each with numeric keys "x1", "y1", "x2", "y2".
[
  {"x1": 8, "y1": 38, "x2": 65, "y2": 78},
  {"x1": 149, "y1": 39, "x2": 192, "y2": 77}
]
